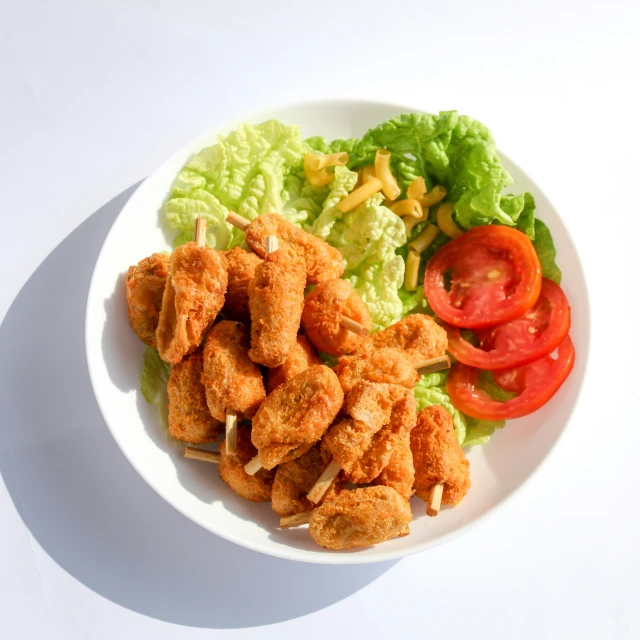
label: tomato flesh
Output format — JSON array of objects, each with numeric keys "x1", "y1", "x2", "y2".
[
  {"x1": 424, "y1": 225, "x2": 542, "y2": 328},
  {"x1": 446, "y1": 336, "x2": 575, "y2": 420},
  {"x1": 447, "y1": 279, "x2": 571, "y2": 370}
]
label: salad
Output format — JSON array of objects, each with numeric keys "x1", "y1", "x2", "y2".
[{"x1": 143, "y1": 111, "x2": 570, "y2": 449}]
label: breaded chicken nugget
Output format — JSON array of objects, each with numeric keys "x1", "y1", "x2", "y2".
[
  {"x1": 374, "y1": 432, "x2": 415, "y2": 501},
  {"x1": 167, "y1": 350, "x2": 221, "y2": 443},
  {"x1": 265, "y1": 333, "x2": 321, "y2": 394},
  {"x1": 245, "y1": 213, "x2": 344, "y2": 284},
  {"x1": 334, "y1": 347, "x2": 419, "y2": 394},
  {"x1": 356, "y1": 314, "x2": 448, "y2": 365},
  {"x1": 324, "y1": 381, "x2": 417, "y2": 484},
  {"x1": 219, "y1": 425, "x2": 274, "y2": 502},
  {"x1": 248, "y1": 246, "x2": 306, "y2": 368},
  {"x1": 157, "y1": 242, "x2": 228, "y2": 365},
  {"x1": 202, "y1": 321, "x2": 265, "y2": 421},
  {"x1": 301, "y1": 279, "x2": 371, "y2": 356},
  {"x1": 271, "y1": 444, "x2": 343, "y2": 517},
  {"x1": 309, "y1": 486, "x2": 412, "y2": 550},
  {"x1": 125, "y1": 252, "x2": 170, "y2": 347},
  {"x1": 411, "y1": 405, "x2": 470, "y2": 508},
  {"x1": 251, "y1": 365, "x2": 344, "y2": 470},
  {"x1": 222, "y1": 247, "x2": 262, "y2": 324}
]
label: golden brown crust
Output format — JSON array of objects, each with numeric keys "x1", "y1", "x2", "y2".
[
  {"x1": 271, "y1": 444, "x2": 343, "y2": 516},
  {"x1": 167, "y1": 351, "x2": 221, "y2": 443},
  {"x1": 222, "y1": 247, "x2": 262, "y2": 324},
  {"x1": 265, "y1": 334, "x2": 321, "y2": 394},
  {"x1": 309, "y1": 486, "x2": 412, "y2": 550},
  {"x1": 251, "y1": 365, "x2": 344, "y2": 470},
  {"x1": 248, "y1": 246, "x2": 306, "y2": 368},
  {"x1": 411, "y1": 405, "x2": 470, "y2": 507},
  {"x1": 125, "y1": 253, "x2": 170, "y2": 347},
  {"x1": 373, "y1": 431, "x2": 415, "y2": 501},
  {"x1": 301, "y1": 279, "x2": 371, "y2": 356},
  {"x1": 219, "y1": 426, "x2": 274, "y2": 502},
  {"x1": 201, "y1": 321, "x2": 265, "y2": 421},
  {"x1": 334, "y1": 347, "x2": 419, "y2": 394},
  {"x1": 356, "y1": 314, "x2": 448, "y2": 365},
  {"x1": 156, "y1": 242, "x2": 228, "y2": 365},
  {"x1": 245, "y1": 213, "x2": 344, "y2": 284},
  {"x1": 324, "y1": 382, "x2": 417, "y2": 484}
]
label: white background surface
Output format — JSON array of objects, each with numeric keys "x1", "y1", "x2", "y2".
[{"x1": 1, "y1": 1, "x2": 638, "y2": 638}]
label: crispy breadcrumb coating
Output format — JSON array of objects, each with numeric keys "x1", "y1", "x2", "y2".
[
  {"x1": 324, "y1": 381, "x2": 417, "y2": 484},
  {"x1": 309, "y1": 486, "x2": 412, "y2": 550},
  {"x1": 125, "y1": 252, "x2": 170, "y2": 347},
  {"x1": 167, "y1": 350, "x2": 221, "y2": 443},
  {"x1": 265, "y1": 334, "x2": 321, "y2": 394},
  {"x1": 251, "y1": 365, "x2": 344, "y2": 470},
  {"x1": 334, "y1": 347, "x2": 419, "y2": 394},
  {"x1": 373, "y1": 432, "x2": 415, "y2": 501},
  {"x1": 219, "y1": 426, "x2": 274, "y2": 502},
  {"x1": 156, "y1": 242, "x2": 227, "y2": 365},
  {"x1": 222, "y1": 247, "x2": 262, "y2": 324},
  {"x1": 356, "y1": 314, "x2": 447, "y2": 364},
  {"x1": 202, "y1": 321, "x2": 265, "y2": 421},
  {"x1": 271, "y1": 444, "x2": 343, "y2": 516},
  {"x1": 411, "y1": 405, "x2": 470, "y2": 508},
  {"x1": 245, "y1": 213, "x2": 344, "y2": 284},
  {"x1": 301, "y1": 279, "x2": 371, "y2": 356},
  {"x1": 248, "y1": 246, "x2": 306, "y2": 368}
]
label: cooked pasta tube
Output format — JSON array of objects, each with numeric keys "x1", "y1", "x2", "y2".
[
  {"x1": 337, "y1": 177, "x2": 383, "y2": 213},
  {"x1": 407, "y1": 177, "x2": 427, "y2": 201},
  {"x1": 409, "y1": 224, "x2": 440, "y2": 254},
  {"x1": 361, "y1": 165, "x2": 376, "y2": 184},
  {"x1": 306, "y1": 152, "x2": 349, "y2": 172},
  {"x1": 403, "y1": 208, "x2": 429, "y2": 237},
  {"x1": 404, "y1": 249, "x2": 421, "y2": 291},
  {"x1": 374, "y1": 150, "x2": 401, "y2": 201},
  {"x1": 304, "y1": 154, "x2": 333, "y2": 187},
  {"x1": 436, "y1": 202, "x2": 463, "y2": 239},
  {"x1": 419, "y1": 185, "x2": 447, "y2": 207},
  {"x1": 390, "y1": 199, "x2": 423, "y2": 218}
]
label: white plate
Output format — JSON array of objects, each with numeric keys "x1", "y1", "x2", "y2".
[{"x1": 85, "y1": 99, "x2": 589, "y2": 564}]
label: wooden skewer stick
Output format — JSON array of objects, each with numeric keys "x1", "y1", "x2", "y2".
[
  {"x1": 243, "y1": 234, "x2": 280, "y2": 476},
  {"x1": 226, "y1": 211, "x2": 250, "y2": 232},
  {"x1": 244, "y1": 454, "x2": 264, "y2": 476},
  {"x1": 194, "y1": 217, "x2": 207, "y2": 246},
  {"x1": 307, "y1": 458, "x2": 342, "y2": 504},
  {"x1": 280, "y1": 512, "x2": 312, "y2": 528},
  {"x1": 415, "y1": 355, "x2": 451, "y2": 376},
  {"x1": 339, "y1": 316, "x2": 369, "y2": 337},
  {"x1": 225, "y1": 408, "x2": 238, "y2": 456},
  {"x1": 184, "y1": 446, "x2": 221, "y2": 463},
  {"x1": 426, "y1": 482, "x2": 444, "y2": 517}
]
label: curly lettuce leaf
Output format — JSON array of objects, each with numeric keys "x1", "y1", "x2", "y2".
[
  {"x1": 327, "y1": 192, "x2": 407, "y2": 329},
  {"x1": 140, "y1": 347, "x2": 171, "y2": 429},
  {"x1": 533, "y1": 218, "x2": 562, "y2": 284},
  {"x1": 329, "y1": 111, "x2": 523, "y2": 228},
  {"x1": 165, "y1": 120, "x2": 306, "y2": 249}
]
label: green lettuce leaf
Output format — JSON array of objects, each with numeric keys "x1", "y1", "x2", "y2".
[
  {"x1": 516, "y1": 192, "x2": 536, "y2": 240},
  {"x1": 533, "y1": 218, "x2": 562, "y2": 284},
  {"x1": 326, "y1": 192, "x2": 407, "y2": 329},
  {"x1": 140, "y1": 347, "x2": 171, "y2": 428},
  {"x1": 464, "y1": 417, "x2": 505, "y2": 447},
  {"x1": 165, "y1": 120, "x2": 306, "y2": 249},
  {"x1": 333, "y1": 111, "x2": 522, "y2": 227}
]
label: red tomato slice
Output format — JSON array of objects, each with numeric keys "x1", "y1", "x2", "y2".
[
  {"x1": 424, "y1": 225, "x2": 542, "y2": 328},
  {"x1": 447, "y1": 279, "x2": 571, "y2": 370},
  {"x1": 446, "y1": 336, "x2": 575, "y2": 420}
]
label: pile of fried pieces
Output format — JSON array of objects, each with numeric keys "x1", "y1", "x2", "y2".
[{"x1": 125, "y1": 213, "x2": 470, "y2": 550}]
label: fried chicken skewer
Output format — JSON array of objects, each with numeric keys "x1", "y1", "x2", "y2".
[
  {"x1": 202, "y1": 320, "x2": 266, "y2": 455},
  {"x1": 227, "y1": 212, "x2": 367, "y2": 337},
  {"x1": 307, "y1": 381, "x2": 417, "y2": 504}
]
